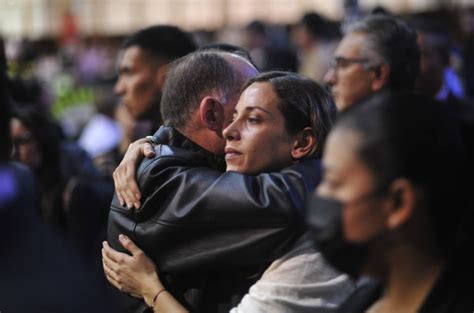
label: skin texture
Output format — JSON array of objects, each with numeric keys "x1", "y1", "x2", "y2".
[
  {"x1": 323, "y1": 32, "x2": 377, "y2": 112},
  {"x1": 10, "y1": 118, "x2": 42, "y2": 171},
  {"x1": 114, "y1": 46, "x2": 162, "y2": 119},
  {"x1": 224, "y1": 82, "x2": 296, "y2": 175}
]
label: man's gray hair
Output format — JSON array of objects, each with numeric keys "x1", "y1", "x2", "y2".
[
  {"x1": 161, "y1": 50, "x2": 243, "y2": 129},
  {"x1": 346, "y1": 15, "x2": 420, "y2": 91}
]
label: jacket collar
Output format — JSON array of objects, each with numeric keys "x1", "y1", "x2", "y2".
[{"x1": 152, "y1": 126, "x2": 226, "y2": 171}]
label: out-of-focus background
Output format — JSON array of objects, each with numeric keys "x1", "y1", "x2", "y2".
[
  {"x1": 1, "y1": 1, "x2": 474, "y2": 310},
  {"x1": 2, "y1": 0, "x2": 474, "y2": 140}
]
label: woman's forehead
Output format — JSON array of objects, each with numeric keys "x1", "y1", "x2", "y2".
[{"x1": 238, "y1": 82, "x2": 277, "y2": 107}]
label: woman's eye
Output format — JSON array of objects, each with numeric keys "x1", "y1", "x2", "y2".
[{"x1": 247, "y1": 117, "x2": 260, "y2": 124}]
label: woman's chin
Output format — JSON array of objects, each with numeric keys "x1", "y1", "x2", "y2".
[
  {"x1": 226, "y1": 164, "x2": 257, "y2": 175},
  {"x1": 225, "y1": 164, "x2": 242, "y2": 173}
]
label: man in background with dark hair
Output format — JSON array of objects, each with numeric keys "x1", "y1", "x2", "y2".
[
  {"x1": 324, "y1": 14, "x2": 420, "y2": 111},
  {"x1": 114, "y1": 25, "x2": 196, "y2": 154}
]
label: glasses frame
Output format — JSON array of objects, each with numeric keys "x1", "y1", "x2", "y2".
[
  {"x1": 329, "y1": 56, "x2": 372, "y2": 70},
  {"x1": 11, "y1": 132, "x2": 33, "y2": 147}
]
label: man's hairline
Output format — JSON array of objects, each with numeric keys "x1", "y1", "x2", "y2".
[
  {"x1": 121, "y1": 44, "x2": 173, "y2": 68},
  {"x1": 345, "y1": 30, "x2": 388, "y2": 70}
]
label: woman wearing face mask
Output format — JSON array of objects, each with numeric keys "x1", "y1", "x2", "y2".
[
  {"x1": 102, "y1": 72, "x2": 354, "y2": 312},
  {"x1": 307, "y1": 91, "x2": 474, "y2": 313}
]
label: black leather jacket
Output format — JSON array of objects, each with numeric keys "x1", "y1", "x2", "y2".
[{"x1": 107, "y1": 126, "x2": 322, "y2": 312}]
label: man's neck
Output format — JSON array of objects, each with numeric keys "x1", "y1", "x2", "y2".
[
  {"x1": 156, "y1": 126, "x2": 226, "y2": 172},
  {"x1": 178, "y1": 126, "x2": 224, "y2": 157}
]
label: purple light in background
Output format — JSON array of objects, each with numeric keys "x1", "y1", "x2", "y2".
[{"x1": 0, "y1": 168, "x2": 18, "y2": 210}]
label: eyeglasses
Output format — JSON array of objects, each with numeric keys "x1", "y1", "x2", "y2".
[
  {"x1": 11, "y1": 132, "x2": 33, "y2": 147},
  {"x1": 329, "y1": 57, "x2": 370, "y2": 70}
]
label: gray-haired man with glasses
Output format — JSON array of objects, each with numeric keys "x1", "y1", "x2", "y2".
[{"x1": 324, "y1": 14, "x2": 420, "y2": 112}]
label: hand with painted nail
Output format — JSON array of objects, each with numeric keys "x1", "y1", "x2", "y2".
[
  {"x1": 102, "y1": 235, "x2": 187, "y2": 312},
  {"x1": 102, "y1": 234, "x2": 161, "y2": 303},
  {"x1": 112, "y1": 138, "x2": 156, "y2": 209}
]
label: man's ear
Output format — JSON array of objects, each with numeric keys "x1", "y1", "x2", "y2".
[
  {"x1": 291, "y1": 127, "x2": 316, "y2": 160},
  {"x1": 370, "y1": 63, "x2": 390, "y2": 92},
  {"x1": 155, "y1": 64, "x2": 169, "y2": 90},
  {"x1": 199, "y1": 96, "x2": 224, "y2": 132},
  {"x1": 384, "y1": 178, "x2": 416, "y2": 230}
]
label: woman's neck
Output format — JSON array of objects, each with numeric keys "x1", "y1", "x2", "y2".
[{"x1": 376, "y1": 244, "x2": 444, "y2": 312}]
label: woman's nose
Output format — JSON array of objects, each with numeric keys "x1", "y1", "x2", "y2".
[{"x1": 223, "y1": 120, "x2": 240, "y2": 141}]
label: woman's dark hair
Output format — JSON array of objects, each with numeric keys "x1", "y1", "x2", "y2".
[
  {"x1": 0, "y1": 78, "x2": 10, "y2": 163},
  {"x1": 242, "y1": 71, "x2": 337, "y2": 158},
  {"x1": 11, "y1": 105, "x2": 63, "y2": 222},
  {"x1": 11, "y1": 105, "x2": 62, "y2": 175},
  {"x1": 0, "y1": 38, "x2": 10, "y2": 163},
  {"x1": 335, "y1": 91, "x2": 468, "y2": 256}
]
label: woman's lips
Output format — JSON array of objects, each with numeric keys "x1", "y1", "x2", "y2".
[{"x1": 225, "y1": 147, "x2": 241, "y2": 161}]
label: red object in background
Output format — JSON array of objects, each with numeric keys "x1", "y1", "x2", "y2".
[{"x1": 60, "y1": 10, "x2": 78, "y2": 46}]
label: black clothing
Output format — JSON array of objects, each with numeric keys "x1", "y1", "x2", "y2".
[
  {"x1": 0, "y1": 162, "x2": 113, "y2": 313},
  {"x1": 107, "y1": 126, "x2": 322, "y2": 312},
  {"x1": 338, "y1": 261, "x2": 474, "y2": 313}
]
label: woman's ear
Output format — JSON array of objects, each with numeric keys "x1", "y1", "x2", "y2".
[
  {"x1": 199, "y1": 96, "x2": 224, "y2": 132},
  {"x1": 385, "y1": 178, "x2": 416, "y2": 230},
  {"x1": 291, "y1": 127, "x2": 316, "y2": 160}
]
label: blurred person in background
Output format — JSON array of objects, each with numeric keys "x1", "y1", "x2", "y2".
[
  {"x1": 79, "y1": 86, "x2": 122, "y2": 176},
  {"x1": 243, "y1": 20, "x2": 297, "y2": 72},
  {"x1": 292, "y1": 12, "x2": 340, "y2": 83},
  {"x1": 307, "y1": 91, "x2": 474, "y2": 312},
  {"x1": 114, "y1": 25, "x2": 196, "y2": 156},
  {"x1": 323, "y1": 14, "x2": 419, "y2": 112},
  {"x1": 461, "y1": 8, "x2": 474, "y2": 99},
  {"x1": 0, "y1": 40, "x2": 113, "y2": 313},
  {"x1": 10, "y1": 103, "x2": 112, "y2": 258},
  {"x1": 413, "y1": 20, "x2": 465, "y2": 106}
]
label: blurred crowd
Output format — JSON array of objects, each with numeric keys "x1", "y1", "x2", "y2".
[{"x1": 1, "y1": 4, "x2": 474, "y2": 313}]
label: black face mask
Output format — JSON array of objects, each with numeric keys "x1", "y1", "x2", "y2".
[{"x1": 305, "y1": 194, "x2": 371, "y2": 279}]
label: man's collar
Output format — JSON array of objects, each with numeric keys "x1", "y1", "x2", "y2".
[{"x1": 152, "y1": 126, "x2": 226, "y2": 171}]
